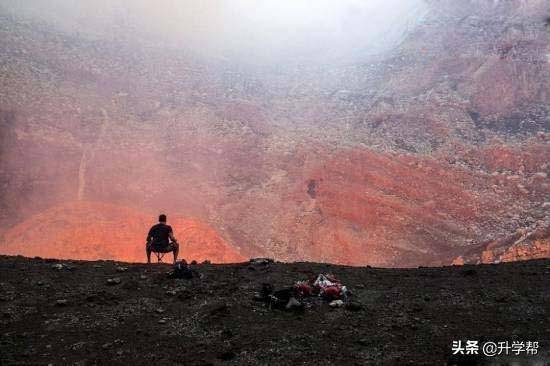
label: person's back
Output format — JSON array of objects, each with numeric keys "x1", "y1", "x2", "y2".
[
  {"x1": 148, "y1": 222, "x2": 173, "y2": 247},
  {"x1": 146, "y1": 214, "x2": 179, "y2": 264}
]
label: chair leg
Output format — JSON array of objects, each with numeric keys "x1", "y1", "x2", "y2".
[{"x1": 155, "y1": 252, "x2": 164, "y2": 263}]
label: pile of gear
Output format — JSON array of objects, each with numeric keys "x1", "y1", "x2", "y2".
[
  {"x1": 255, "y1": 273, "x2": 350, "y2": 310},
  {"x1": 167, "y1": 260, "x2": 202, "y2": 279}
]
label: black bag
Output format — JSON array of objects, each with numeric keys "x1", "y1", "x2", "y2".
[{"x1": 168, "y1": 262, "x2": 195, "y2": 279}]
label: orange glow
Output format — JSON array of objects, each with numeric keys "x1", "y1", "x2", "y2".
[{"x1": 0, "y1": 201, "x2": 246, "y2": 263}]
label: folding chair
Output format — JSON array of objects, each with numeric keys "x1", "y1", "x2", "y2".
[
  {"x1": 150, "y1": 243, "x2": 174, "y2": 263},
  {"x1": 153, "y1": 250, "x2": 168, "y2": 263}
]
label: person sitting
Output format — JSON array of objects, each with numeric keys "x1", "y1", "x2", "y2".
[{"x1": 146, "y1": 214, "x2": 179, "y2": 264}]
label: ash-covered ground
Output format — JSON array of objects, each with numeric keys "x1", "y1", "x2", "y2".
[{"x1": 0, "y1": 255, "x2": 549, "y2": 365}]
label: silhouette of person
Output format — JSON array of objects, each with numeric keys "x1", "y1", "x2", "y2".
[{"x1": 146, "y1": 214, "x2": 179, "y2": 264}]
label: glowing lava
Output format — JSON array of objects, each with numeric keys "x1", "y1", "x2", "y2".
[{"x1": 0, "y1": 201, "x2": 246, "y2": 263}]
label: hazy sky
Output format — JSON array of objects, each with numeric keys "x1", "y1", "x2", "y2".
[{"x1": 1, "y1": 0, "x2": 428, "y2": 63}]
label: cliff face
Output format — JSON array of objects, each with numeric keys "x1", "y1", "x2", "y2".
[
  {"x1": 0, "y1": 0, "x2": 549, "y2": 266},
  {"x1": 453, "y1": 225, "x2": 550, "y2": 265}
]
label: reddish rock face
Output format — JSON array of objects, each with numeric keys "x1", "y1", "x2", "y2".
[
  {"x1": 456, "y1": 226, "x2": 550, "y2": 264},
  {"x1": 1, "y1": 201, "x2": 246, "y2": 263},
  {"x1": 500, "y1": 237, "x2": 550, "y2": 263},
  {"x1": 299, "y1": 150, "x2": 491, "y2": 265},
  {"x1": 230, "y1": 145, "x2": 546, "y2": 267},
  {"x1": 0, "y1": 1, "x2": 549, "y2": 266}
]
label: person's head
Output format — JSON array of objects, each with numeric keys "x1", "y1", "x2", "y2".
[{"x1": 159, "y1": 214, "x2": 167, "y2": 223}]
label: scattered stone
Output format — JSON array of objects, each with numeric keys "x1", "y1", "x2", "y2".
[
  {"x1": 249, "y1": 258, "x2": 274, "y2": 265},
  {"x1": 285, "y1": 297, "x2": 303, "y2": 310},
  {"x1": 209, "y1": 303, "x2": 229, "y2": 316},
  {"x1": 122, "y1": 280, "x2": 138, "y2": 290},
  {"x1": 69, "y1": 342, "x2": 86, "y2": 350},
  {"x1": 155, "y1": 308, "x2": 165, "y2": 314},
  {"x1": 495, "y1": 293, "x2": 513, "y2": 303},
  {"x1": 116, "y1": 266, "x2": 128, "y2": 272},
  {"x1": 329, "y1": 300, "x2": 344, "y2": 308},
  {"x1": 345, "y1": 301, "x2": 363, "y2": 311},
  {"x1": 139, "y1": 275, "x2": 147, "y2": 280},
  {"x1": 51, "y1": 264, "x2": 66, "y2": 270},
  {"x1": 165, "y1": 290, "x2": 177, "y2": 296},
  {"x1": 218, "y1": 351, "x2": 237, "y2": 361},
  {"x1": 55, "y1": 299, "x2": 68, "y2": 307},
  {"x1": 158, "y1": 318, "x2": 167, "y2": 324},
  {"x1": 106, "y1": 278, "x2": 121, "y2": 286},
  {"x1": 101, "y1": 342, "x2": 113, "y2": 349},
  {"x1": 221, "y1": 329, "x2": 233, "y2": 339}
]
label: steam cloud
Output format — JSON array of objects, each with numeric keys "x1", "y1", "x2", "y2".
[{"x1": 0, "y1": 0, "x2": 428, "y2": 63}]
